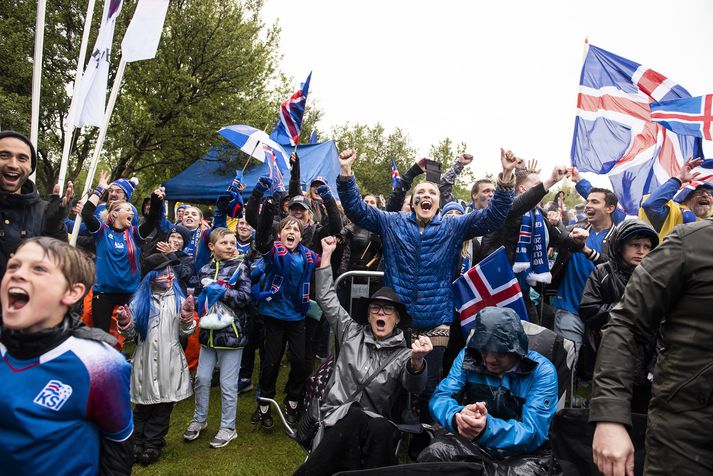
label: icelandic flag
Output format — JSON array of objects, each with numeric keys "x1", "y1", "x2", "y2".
[
  {"x1": 270, "y1": 72, "x2": 312, "y2": 146},
  {"x1": 571, "y1": 44, "x2": 702, "y2": 215},
  {"x1": 452, "y1": 246, "x2": 528, "y2": 338},
  {"x1": 651, "y1": 95, "x2": 713, "y2": 140},
  {"x1": 265, "y1": 145, "x2": 285, "y2": 193},
  {"x1": 391, "y1": 159, "x2": 400, "y2": 189}
]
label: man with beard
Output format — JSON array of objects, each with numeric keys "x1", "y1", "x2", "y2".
[
  {"x1": 640, "y1": 157, "x2": 712, "y2": 239},
  {"x1": 0, "y1": 131, "x2": 71, "y2": 280}
]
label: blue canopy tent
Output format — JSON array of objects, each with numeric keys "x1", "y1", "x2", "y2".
[{"x1": 163, "y1": 141, "x2": 340, "y2": 203}]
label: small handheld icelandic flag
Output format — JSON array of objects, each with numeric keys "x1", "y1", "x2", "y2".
[
  {"x1": 391, "y1": 160, "x2": 400, "y2": 189},
  {"x1": 265, "y1": 145, "x2": 285, "y2": 193},
  {"x1": 651, "y1": 94, "x2": 713, "y2": 140},
  {"x1": 270, "y1": 72, "x2": 312, "y2": 146},
  {"x1": 452, "y1": 246, "x2": 529, "y2": 338}
]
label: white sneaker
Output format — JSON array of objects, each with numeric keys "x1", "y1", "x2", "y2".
[
  {"x1": 209, "y1": 428, "x2": 237, "y2": 448},
  {"x1": 183, "y1": 420, "x2": 207, "y2": 441}
]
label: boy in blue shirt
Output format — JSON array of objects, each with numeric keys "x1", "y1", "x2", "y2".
[{"x1": 0, "y1": 237, "x2": 133, "y2": 475}]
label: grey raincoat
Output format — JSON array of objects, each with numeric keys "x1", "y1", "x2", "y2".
[
  {"x1": 315, "y1": 267, "x2": 427, "y2": 429},
  {"x1": 124, "y1": 288, "x2": 196, "y2": 404}
]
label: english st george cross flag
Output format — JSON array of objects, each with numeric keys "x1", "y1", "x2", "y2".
[
  {"x1": 571, "y1": 44, "x2": 702, "y2": 214},
  {"x1": 270, "y1": 72, "x2": 312, "y2": 146},
  {"x1": 452, "y1": 246, "x2": 529, "y2": 339},
  {"x1": 651, "y1": 94, "x2": 713, "y2": 140}
]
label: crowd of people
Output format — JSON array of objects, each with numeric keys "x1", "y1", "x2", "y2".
[{"x1": 0, "y1": 129, "x2": 711, "y2": 476}]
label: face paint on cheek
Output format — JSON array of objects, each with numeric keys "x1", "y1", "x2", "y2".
[{"x1": 413, "y1": 196, "x2": 421, "y2": 206}]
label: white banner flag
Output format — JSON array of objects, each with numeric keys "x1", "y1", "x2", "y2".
[
  {"x1": 121, "y1": 0, "x2": 170, "y2": 62},
  {"x1": 68, "y1": 0, "x2": 123, "y2": 128}
]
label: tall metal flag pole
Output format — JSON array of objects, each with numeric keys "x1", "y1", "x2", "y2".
[
  {"x1": 29, "y1": 0, "x2": 48, "y2": 183},
  {"x1": 57, "y1": 0, "x2": 98, "y2": 196},
  {"x1": 70, "y1": 58, "x2": 127, "y2": 246}
]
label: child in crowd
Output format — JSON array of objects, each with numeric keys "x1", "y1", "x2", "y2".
[
  {"x1": 0, "y1": 237, "x2": 133, "y2": 475},
  {"x1": 155, "y1": 224, "x2": 195, "y2": 294},
  {"x1": 117, "y1": 254, "x2": 196, "y2": 465},
  {"x1": 578, "y1": 219, "x2": 659, "y2": 412},
  {"x1": 81, "y1": 178, "x2": 165, "y2": 334},
  {"x1": 253, "y1": 194, "x2": 320, "y2": 430},
  {"x1": 183, "y1": 227, "x2": 252, "y2": 448}
]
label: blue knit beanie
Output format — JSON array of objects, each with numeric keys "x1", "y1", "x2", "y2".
[
  {"x1": 111, "y1": 177, "x2": 139, "y2": 201},
  {"x1": 442, "y1": 201, "x2": 465, "y2": 215}
]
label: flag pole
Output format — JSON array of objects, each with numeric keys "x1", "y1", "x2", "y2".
[
  {"x1": 29, "y1": 0, "x2": 48, "y2": 183},
  {"x1": 240, "y1": 141, "x2": 261, "y2": 173},
  {"x1": 57, "y1": 0, "x2": 97, "y2": 196},
  {"x1": 70, "y1": 57, "x2": 127, "y2": 246}
]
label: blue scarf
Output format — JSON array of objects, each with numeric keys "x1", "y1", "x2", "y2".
[
  {"x1": 513, "y1": 209, "x2": 551, "y2": 286},
  {"x1": 252, "y1": 241, "x2": 317, "y2": 315}
]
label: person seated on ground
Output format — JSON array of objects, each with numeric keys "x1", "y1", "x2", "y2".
[
  {"x1": 419, "y1": 307, "x2": 558, "y2": 463},
  {"x1": 294, "y1": 236, "x2": 432, "y2": 476},
  {"x1": 0, "y1": 237, "x2": 133, "y2": 476},
  {"x1": 337, "y1": 147, "x2": 516, "y2": 424},
  {"x1": 578, "y1": 219, "x2": 659, "y2": 413},
  {"x1": 639, "y1": 157, "x2": 713, "y2": 239}
]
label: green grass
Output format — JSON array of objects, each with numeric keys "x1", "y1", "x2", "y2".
[{"x1": 127, "y1": 348, "x2": 306, "y2": 475}]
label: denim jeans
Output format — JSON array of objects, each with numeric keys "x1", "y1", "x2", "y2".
[
  {"x1": 554, "y1": 307, "x2": 584, "y2": 356},
  {"x1": 193, "y1": 347, "x2": 243, "y2": 429}
]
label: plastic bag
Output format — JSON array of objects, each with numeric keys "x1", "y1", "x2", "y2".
[{"x1": 199, "y1": 301, "x2": 236, "y2": 330}]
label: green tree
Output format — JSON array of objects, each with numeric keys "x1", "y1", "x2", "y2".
[
  {"x1": 428, "y1": 137, "x2": 475, "y2": 202},
  {"x1": 330, "y1": 122, "x2": 416, "y2": 197},
  {"x1": 1, "y1": 0, "x2": 292, "y2": 197}
]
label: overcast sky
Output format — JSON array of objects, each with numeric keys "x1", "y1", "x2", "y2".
[{"x1": 261, "y1": 0, "x2": 713, "y2": 186}]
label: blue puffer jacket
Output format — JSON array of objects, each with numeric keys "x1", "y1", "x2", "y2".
[
  {"x1": 430, "y1": 348, "x2": 558, "y2": 456},
  {"x1": 337, "y1": 175, "x2": 514, "y2": 330}
]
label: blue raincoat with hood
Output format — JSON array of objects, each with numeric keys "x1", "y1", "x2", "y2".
[{"x1": 430, "y1": 307, "x2": 558, "y2": 456}]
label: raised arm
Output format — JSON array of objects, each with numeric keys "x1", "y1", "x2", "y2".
[
  {"x1": 255, "y1": 193, "x2": 278, "y2": 254},
  {"x1": 459, "y1": 148, "x2": 517, "y2": 240},
  {"x1": 288, "y1": 152, "x2": 304, "y2": 198},
  {"x1": 386, "y1": 160, "x2": 425, "y2": 212},
  {"x1": 138, "y1": 189, "x2": 165, "y2": 240},
  {"x1": 640, "y1": 158, "x2": 700, "y2": 231},
  {"x1": 245, "y1": 176, "x2": 273, "y2": 229},
  {"x1": 439, "y1": 155, "x2": 471, "y2": 205},
  {"x1": 315, "y1": 236, "x2": 355, "y2": 341},
  {"x1": 336, "y1": 149, "x2": 388, "y2": 233}
]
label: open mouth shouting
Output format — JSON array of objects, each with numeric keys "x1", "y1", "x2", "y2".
[
  {"x1": 1, "y1": 171, "x2": 23, "y2": 190},
  {"x1": 6, "y1": 287, "x2": 29, "y2": 311},
  {"x1": 375, "y1": 318, "x2": 386, "y2": 331},
  {"x1": 284, "y1": 233, "x2": 297, "y2": 249}
]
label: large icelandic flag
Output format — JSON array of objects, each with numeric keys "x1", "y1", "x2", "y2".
[
  {"x1": 651, "y1": 95, "x2": 713, "y2": 140},
  {"x1": 452, "y1": 246, "x2": 528, "y2": 338},
  {"x1": 270, "y1": 72, "x2": 312, "y2": 146},
  {"x1": 68, "y1": 0, "x2": 123, "y2": 128},
  {"x1": 571, "y1": 44, "x2": 702, "y2": 214}
]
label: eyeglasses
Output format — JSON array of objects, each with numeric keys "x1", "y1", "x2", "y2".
[{"x1": 368, "y1": 303, "x2": 396, "y2": 315}]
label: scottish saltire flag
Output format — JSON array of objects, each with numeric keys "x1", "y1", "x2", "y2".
[
  {"x1": 270, "y1": 72, "x2": 312, "y2": 146},
  {"x1": 391, "y1": 160, "x2": 400, "y2": 189},
  {"x1": 571, "y1": 44, "x2": 702, "y2": 214},
  {"x1": 452, "y1": 246, "x2": 528, "y2": 338},
  {"x1": 651, "y1": 95, "x2": 713, "y2": 140},
  {"x1": 68, "y1": 0, "x2": 123, "y2": 128}
]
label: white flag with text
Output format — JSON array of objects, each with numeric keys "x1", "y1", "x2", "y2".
[{"x1": 68, "y1": 0, "x2": 123, "y2": 128}]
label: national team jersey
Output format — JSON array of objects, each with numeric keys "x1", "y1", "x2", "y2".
[
  {"x1": 0, "y1": 336, "x2": 133, "y2": 476},
  {"x1": 236, "y1": 240, "x2": 252, "y2": 258},
  {"x1": 92, "y1": 224, "x2": 143, "y2": 293}
]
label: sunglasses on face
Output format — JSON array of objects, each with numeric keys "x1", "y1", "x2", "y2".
[{"x1": 368, "y1": 303, "x2": 396, "y2": 315}]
